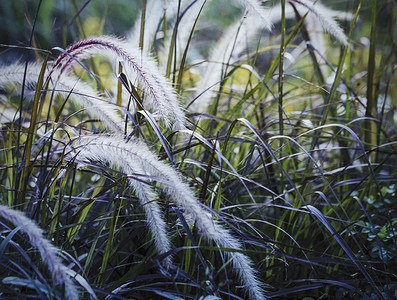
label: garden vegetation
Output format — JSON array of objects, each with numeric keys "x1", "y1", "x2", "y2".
[{"x1": 0, "y1": 0, "x2": 396, "y2": 299}]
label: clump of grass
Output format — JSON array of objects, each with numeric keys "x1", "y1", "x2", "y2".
[{"x1": 0, "y1": 0, "x2": 396, "y2": 299}]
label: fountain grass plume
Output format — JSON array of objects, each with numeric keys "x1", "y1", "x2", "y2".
[
  {"x1": 191, "y1": 0, "x2": 351, "y2": 112},
  {"x1": 0, "y1": 62, "x2": 130, "y2": 134},
  {"x1": 127, "y1": 0, "x2": 165, "y2": 52},
  {"x1": 71, "y1": 135, "x2": 173, "y2": 268},
  {"x1": 72, "y1": 134, "x2": 267, "y2": 300},
  {"x1": 190, "y1": 7, "x2": 275, "y2": 112},
  {"x1": 159, "y1": 0, "x2": 206, "y2": 70},
  {"x1": 127, "y1": 0, "x2": 179, "y2": 53},
  {"x1": 52, "y1": 35, "x2": 186, "y2": 131},
  {"x1": 288, "y1": 0, "x2": 350, "y2": 46},
  {"x1": 48, "y1": 68, "x2": 131, "y2": 134},
  {"x1": 0, "y1": 205, "x2": 79, "y2": 300},
  {"x1": 238, "y1": 0, "x2": 273, "y2": 31}
]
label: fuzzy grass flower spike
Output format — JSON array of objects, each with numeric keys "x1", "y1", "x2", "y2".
[
  {"x1": 0, "y1": 205, "x2": 79, "y2": 300},
  {"x1": 71, "y1": 134, "x2": 267, "y2": 300},
  {"x1": 51, "y1": 35, "x2": 186, "y2": 131}
]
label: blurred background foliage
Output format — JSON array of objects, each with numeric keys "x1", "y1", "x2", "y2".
[
  {"x1": 1, "y1": 1, "x2": 395, "y2": 45},
  {"x1": 1, "y1": 1, "x2": 395, "y2": 80}
]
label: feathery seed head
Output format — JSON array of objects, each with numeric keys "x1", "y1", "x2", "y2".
[
  {"x1": 71, "y1": 134, "x2": 266, "y2": 299},
  {"x1": 239, "y1": 0, "x2": 273, "y2": 31},
  {"x1": 0, "y1": 62, "x2": 130, "y2": 134},
  {"x1": 52, "y1": 36, "x2": 186, "y2": 131},
  {"x1": 288, "y1": 0, "x2": 350, "y2": 46},
  {"x1": 0, "y1": 205, "x2": 79, "y2": 300},
  {"x1": 70, "y1": 135, "x2": 174, "y2": 268}
]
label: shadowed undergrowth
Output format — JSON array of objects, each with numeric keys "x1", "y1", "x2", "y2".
[{"x1": 0, "y1": 0, "x2": 396, "y2": 299}]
